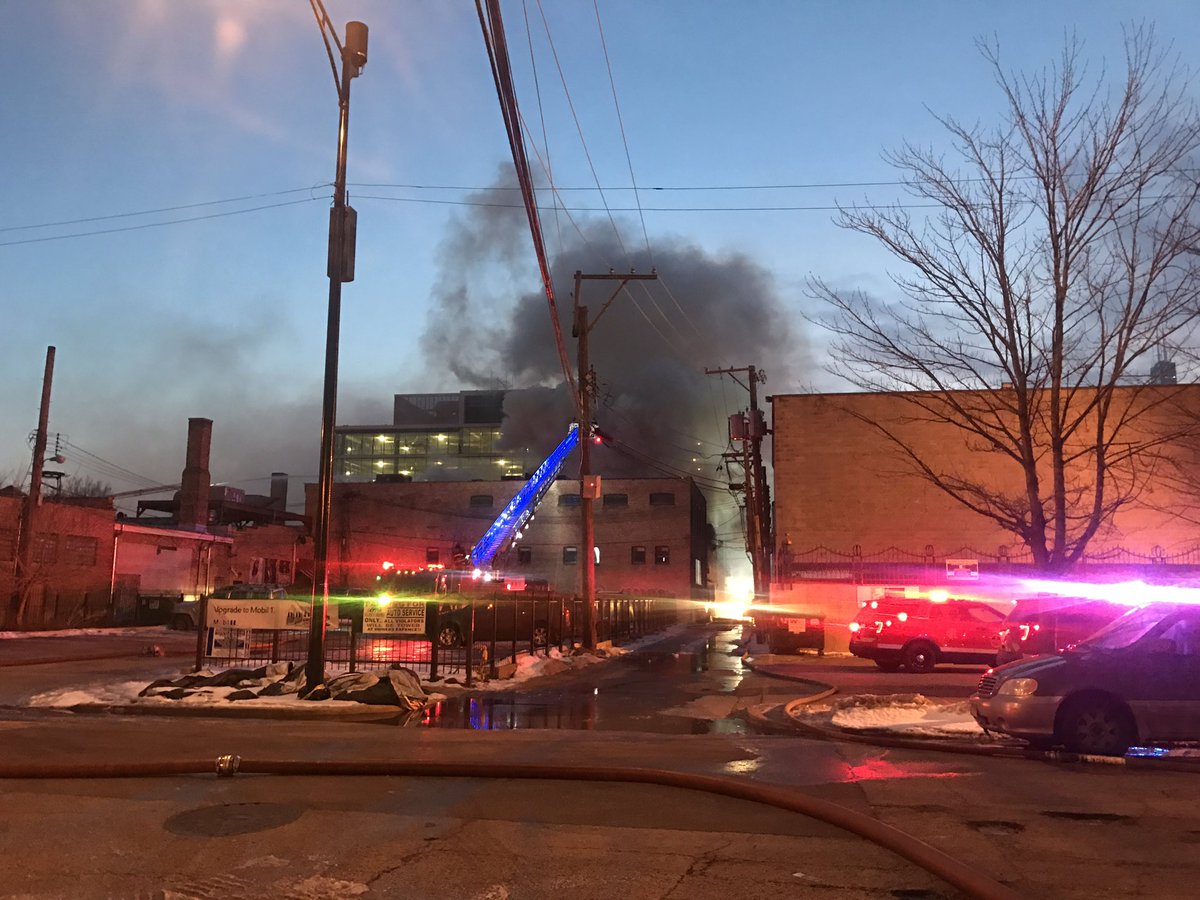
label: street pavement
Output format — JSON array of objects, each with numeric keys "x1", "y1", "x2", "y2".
[{"x1": 1, "y1": 624, "x2": 1198, "y2": 899}]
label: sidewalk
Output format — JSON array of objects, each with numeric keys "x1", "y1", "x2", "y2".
[{"x1": 0, "y1": 626, "x2": 196, "y2": 667}]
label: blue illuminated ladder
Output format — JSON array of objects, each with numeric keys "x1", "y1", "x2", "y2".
[{"x1": 469, "y1": 423, "x2": 580, "y2": 568}]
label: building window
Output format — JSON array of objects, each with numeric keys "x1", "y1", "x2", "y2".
[
  {"x1": 654, "y1": 545, "x2": 670, "y2": 565},
  {"x1": 558, "y1": 494, "x2": 581, "y2": 507},
  {"x1": 649, "y1": 492, "x2": 675, "y2": 506},
  {"x1": 426, "y1": 547, "x2": 440, "y2": 565},
  {"x1": 64, "y1": 535, "x2": 98, "y2": 567},
  {"x1": 631, "y1": 545, "x2": 646, "y2": 565},
  {"x1": 0, "y1": 529, "x2": 15, "y2": 563},
  {"x1": 32, "y1": 533, "x2": 59, "y2": 565},
  {"x1": 469, "y1": 494, "x2": 493, "y2": 508},
  {"x1": 563, "y1": 546, "x2": 578, "y2": 564},
  {"x1": 518, "y1": 545, "x2": 532, "y2": 565},
  {"x1": 602, "y1": 493, "x2": 628, "y2": 508}
]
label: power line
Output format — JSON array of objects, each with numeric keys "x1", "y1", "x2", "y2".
[{"x1": 0, "y1": 197, "x2": 322, "y2": 248}]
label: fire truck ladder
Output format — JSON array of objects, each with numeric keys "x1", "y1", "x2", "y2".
[{"x1": 469, "y1": 423, "x2": 580, "y2": 569}]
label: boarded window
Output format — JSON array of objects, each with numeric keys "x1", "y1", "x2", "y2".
[
  {"x1": 602, "y1": 493, "x2": 628, "y2": 508},
  {"x1": 631, "y1": 545, "x2": 646, "y2": 565},
  {"x1": 32, "y1": 533, "x2": 59, "y2": 565},
  {"x1": 0, "y1": 528, "x2": 15, "y2": 563},
  {"x1": 562, "y1": 546, "x2": 578, "y2": 564},
  {"x1": 64, "y1": 535, "x2": 99, "y2": 567},
  {"x1": 558, "y1": 494, "x2": 581, "y2": 507},
  {"x1": 469, "y1": 494, "x2": 493, "y2": 508},
  {"x1": 649, "y1": 492, "x2": 675, "y2": 506},
  {"x1": 654, "y1": 545, "x2": 670, "y2": 565}
]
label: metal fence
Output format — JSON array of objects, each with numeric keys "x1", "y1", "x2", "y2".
[{"x1": 195, "y1": 593, "x2": 677, "y2": 687}]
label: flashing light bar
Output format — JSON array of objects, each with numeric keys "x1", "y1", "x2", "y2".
[
  {"x1": 1018, "y1": 577, "x2": 1200, "y2": 607},
  {"x1": 469, "y1": 423, "x2": 581, "y2": 568}
]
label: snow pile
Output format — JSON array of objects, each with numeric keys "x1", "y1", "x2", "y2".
[
  {"x1": 790, "y1": 693, "x2": 991, "y2": 740},
  {"x1": 0, "y1": 626, "x2": 171, "y2": 640},
  {"x1": 479, "y1": 645, "x2": 622, "y2": 691}
]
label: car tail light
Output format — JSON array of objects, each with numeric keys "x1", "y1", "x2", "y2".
[{"x1": 848, "y1": 622, "x2": 860, "y2": 633}]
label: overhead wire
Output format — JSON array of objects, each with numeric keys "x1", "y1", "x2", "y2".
[
  {"x1": 532, "y1": 0, "x2": 631, "y2": 265},
  {"x1": 476, "y1": 0, "x2": 579, "y2": 410}
]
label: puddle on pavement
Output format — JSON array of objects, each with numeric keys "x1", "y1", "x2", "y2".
[
  {"x1": 418, "y1": 693, "x2": 750, "y2": 734},
  {"x1": 414, "y1": 628, "x2": 750, "y2": 734}
]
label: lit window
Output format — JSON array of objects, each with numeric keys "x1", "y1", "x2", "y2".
[{"x1": 654, "y1": 545, "x2": 670, "y2": 565}]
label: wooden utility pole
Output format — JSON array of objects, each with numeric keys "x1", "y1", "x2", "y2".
[
  {"x1": 705, "y1": 365, "x2": 771, "y2": 596},
  {"x1": 573, "y1": 269, "x2": 657, "y2": 648},
  {"x1": 10, "y1": 346, "x2": 55, "y2": 628}
]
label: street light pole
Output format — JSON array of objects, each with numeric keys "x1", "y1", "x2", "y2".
[{"x1": 305, "y1": 20, "x2": 368, "y2": 693}]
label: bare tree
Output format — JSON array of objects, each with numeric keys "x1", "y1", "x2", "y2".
[
  {"x1": 809, "y1": 28, "x2": 1200, "y2": 571},
  {"x1": 59, "y1": 475, "x2": 114, "y2": 499}
]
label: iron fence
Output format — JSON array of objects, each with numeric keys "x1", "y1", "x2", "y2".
[{"x1": 195, "y1": 593, "x2": 676, "y2": 687}]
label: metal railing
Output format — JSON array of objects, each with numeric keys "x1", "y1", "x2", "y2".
[{"x1": 195, "y1": 593, "x2": 677, "y2": 687}]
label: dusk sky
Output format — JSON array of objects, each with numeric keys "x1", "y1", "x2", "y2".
[{"x1": 4, "y1": 1, "x2": 1198, "y2": 518}]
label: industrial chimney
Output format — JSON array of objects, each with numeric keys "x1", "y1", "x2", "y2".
[
  {"x1": 178, "y1": 418, "x2": 212, "y2": 530},
  {"x1": 269, "y1": 472, "x2": 289, "y2": 511}
]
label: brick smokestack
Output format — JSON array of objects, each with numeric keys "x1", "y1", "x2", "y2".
[
  {"x1": 178, "y1": 417, "x2": 212, "y2": 530},
  {"x1": 269, "y1": 472, "x2": 289, "y2": 511}
]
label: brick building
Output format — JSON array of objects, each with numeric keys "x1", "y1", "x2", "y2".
[
  {"x1": 303, "y1": 476, "x2": 711, "y2": 606},
  {"x1": 768, "y1": 385, "x2": 1200, "y2": 647}
]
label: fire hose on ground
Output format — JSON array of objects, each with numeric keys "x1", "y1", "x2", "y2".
[{"x1": 0, "y1": 755, "x2": 1023, "y2": 900}]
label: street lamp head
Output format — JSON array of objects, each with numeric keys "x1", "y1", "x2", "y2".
[{"x1": 344, "y1": 21, "x2": 368, "y2": 76}]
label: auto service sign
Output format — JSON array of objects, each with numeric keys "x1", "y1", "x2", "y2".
[
  {"x1": 206, "y1": 599, "x2": 339, "y2": 630},
  {"x1": 363, "y1": 599, "x2": 427, "y2": 635}
]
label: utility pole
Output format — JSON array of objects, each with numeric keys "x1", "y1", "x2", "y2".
[
  {"x1": 705, "y1": 365, "x2": 771, "y2": 596},
  {"x1": 573, "y1": 269, "x2": 657, "y2": 649},
  {"x1": 10, "y1": 346, "x2": 55, "y2": 629},
  {"x1": 306, "y1": 16, "x2": 369, "y2": 693}
]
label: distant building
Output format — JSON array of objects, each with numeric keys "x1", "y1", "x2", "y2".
[
  {"x1": 303, "y1": 476, "x2": 711, "y2": 603},
  {"x1": 335, "y1": 390, "x2": 541, "y2": 482}
]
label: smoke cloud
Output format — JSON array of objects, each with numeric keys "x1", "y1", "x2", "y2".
[{"x1": 422, "y1": 178, "x2": 810, "y2": 478}]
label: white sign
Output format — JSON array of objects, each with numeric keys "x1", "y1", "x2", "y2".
[
  {"x1": 363, "y1": 599, "x2": 428, "y2": 635},
  {"x1": 206, "y1": 599, "x2": 339, "y2": 631},
  {"x1": 946, "y1": 559, "x2": 980, "y2": 580}
]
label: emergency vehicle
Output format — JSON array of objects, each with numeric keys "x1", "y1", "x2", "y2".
[{"x1": 848, "y1": 591, "x2": 1006, "y2": 672}]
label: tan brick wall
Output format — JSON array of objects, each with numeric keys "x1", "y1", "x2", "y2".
[{"x1": 771, "y1": 386, "x2": 1200, "y2": 562}]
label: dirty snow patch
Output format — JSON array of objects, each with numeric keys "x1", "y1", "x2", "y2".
[{"x1": 792, "y1": 693, "x2": 990, "y2": 739}]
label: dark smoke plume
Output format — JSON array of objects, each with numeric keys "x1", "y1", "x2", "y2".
[{"x1": 422, "y1": 178, "x2": 810, "y2": 479}]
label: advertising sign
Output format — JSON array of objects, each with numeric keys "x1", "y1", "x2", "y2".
[
  {"x1": 206, "y1": 598, "x2": 340, "y2": 631},
  {"x1": 946, "y1": 559, "x2": 980, "y2": 580},
  {"x1": 363, "y1": 599, "x2": 427, "y2": 635}
]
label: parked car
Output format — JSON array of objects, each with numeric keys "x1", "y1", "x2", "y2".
[
  {"x1": 848, "y1": 596, "x2": 1006, "y2": 672},
  {"x1": 372, "y1": 568, "x2": 569, "y2": 648},
  {"x1": 996, "y1": 599, "x2": 1125, "y2": 665},
  {"x1": 970, "y1": 602, "x2": 1200, "y2": 755},
  {"x1": 168, "y1": 584, "x2": 288, "y2": 631}
]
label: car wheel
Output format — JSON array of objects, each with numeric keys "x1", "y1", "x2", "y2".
[
  {"x1": 532, "y1": 620, "x2": 550, "y2": 647},
  {"x1": 437, "y1": 624, "x2": 464, "y2": 649},
  {"x1": 902, "y1": 641, "x2": 938, "y2": 673},
  {"x1": 1057, "y1": 696, "x2": 1135, "y2": 756},
  {"x1": 874, "y1": 659, "x2": 901, "y2": 672}
]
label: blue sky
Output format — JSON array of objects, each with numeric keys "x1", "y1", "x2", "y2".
[{"x1": 3, "y1": 1, "x2": 1198, "y2": 515}]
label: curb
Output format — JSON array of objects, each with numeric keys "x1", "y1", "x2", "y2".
[
  {"x1": 6, "y1": 701, "x2": 421, "y2": 723},
  {"x1": 741, "y1": 653, "x2": 833, "y2": 687},
  {"x1": 746, "y1": 696, "x2": 1200, "y2": 772},
  {"x1": 0, "y1": 650, "x2": 192, "y2": 668}
]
